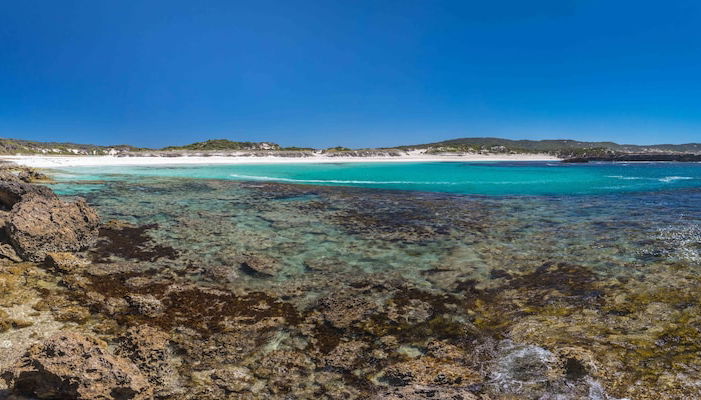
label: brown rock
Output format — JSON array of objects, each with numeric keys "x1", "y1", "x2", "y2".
[
  {"x1": 0, "y1": 182, "x2": 56, "y2": 209},
  {"x1": 0, "y1": 243, "x2": 21, "y2": 262},
  {"x1": 6, "y1": 194, "x2": 100, "y2": 262},
  {"x1": 44, "y1": 252, "x2": 90, "y2": 273},
  {"x1": 0, "y1": 171, "x2": 21, "y2": 182},
  {"x1": 17, "y1": 169, "x2": 49, "y2": 183},
  {"x1": 1, "y1": 332, "x2": 152, "y2": 399},
  {"x1": 125, "y1": 294, "x2": 164, "y2": 317},
  {"x1": 238, "y1": 254, "x2": 281, "y2": 277},
  {"x1": 116, "y1": 326, "x2": 181, "y2": 398},
  {"x1": 324, "y1": 340, "x2": 369, "y2": 370},
  {"x1": 378, "y1": 357, "x2": 481, "y2": 387},
  {"x1": 372, "y1": 384, "x2": 479, "y2": 400}
]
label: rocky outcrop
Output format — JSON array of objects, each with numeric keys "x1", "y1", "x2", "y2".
[
  {"x1": 1, "y1": 332, "x2": 152, "y2": 400},
  {"x1": 0, "y1": 181, "x2": 56, "y2": 209},
  {"x1": 5, "y1": 194, "x2": 100, "y2": 262}
]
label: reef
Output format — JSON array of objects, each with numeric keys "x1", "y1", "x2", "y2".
[{"x1": 0, "y1": 173, "x2": 699, "y2": 399}]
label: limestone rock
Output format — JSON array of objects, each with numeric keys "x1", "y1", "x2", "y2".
[
  {"x1": 238, "y1": 254, "x2": 281, "y2": 277},
  {"x1": 0, "y1": 243, "x2": 21, "y2": 263},
  {"x1": 0, "y1": 182, "x2": 56, "y2": 209},
  {"x1": 116, "y1": 326, "x2": 181, "y2": 398},
  {"x1": 1, "y1": 332, "x2": 152, "y2": 400},
  {"x1": 6, "y1": 194, "x2": 100, "y2": 262},
  {"x1": 125, "y1": 294, "x2": 164, "y2": 317},
  {"x1": 44, "y1": 252, "x2": 90, "y2": 273},
  {"x1": 372, "y1": 385, "x2": 479, "y2": 400}
]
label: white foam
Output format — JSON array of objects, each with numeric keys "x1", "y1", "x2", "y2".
[
  {"x1": 659, "y1": 176, "x2": 693, "y2": 182},
  {"x1": 228, "y1": 174, "x2": 457, "y2": 185}
]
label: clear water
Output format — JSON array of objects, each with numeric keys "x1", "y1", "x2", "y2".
[
  {"x1": 51, "y1": 161, "x2": 701, "y2": 196},
  {"x1": 44, "y1": 161, "x2": 701, "y2": 399}
]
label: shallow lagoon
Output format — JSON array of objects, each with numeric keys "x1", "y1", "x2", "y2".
[
  {"x1": 46, "y1": 162, "x2": 701, "y2": 399},
  {"x1": 53, "y1": 161, "x2": 701, "y2": 195}
]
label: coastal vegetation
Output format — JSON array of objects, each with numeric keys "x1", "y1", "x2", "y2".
[{"x1": 2, "y1": 136, "x2": 701, "y2": 160}]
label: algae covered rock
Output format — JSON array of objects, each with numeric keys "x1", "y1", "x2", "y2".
[
  {"x1": 238, "y1": 253, "x2": 281, "y2": 277},
  {"x1": 1, "y1": 332, "x2": 152, "y2": 399},
  {"x1": 6, "y1": 194, "x2": 100, "y2": 262}
]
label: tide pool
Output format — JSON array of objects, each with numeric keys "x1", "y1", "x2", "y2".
[{"x1": 50, "y1": 161, "x2": 701, "y2": 196}]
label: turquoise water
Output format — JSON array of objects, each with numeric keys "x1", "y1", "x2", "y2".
[
  {"x1": 51, "y1": 161, "x2": 701, "y2": 195},
  {"x1": 44, "y1": 161, "x2": 701, "y2": 398}
]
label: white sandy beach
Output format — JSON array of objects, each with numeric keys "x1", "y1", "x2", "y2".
[{"x1": 2, "y1": 153, "x2": 560, "y2": 168}]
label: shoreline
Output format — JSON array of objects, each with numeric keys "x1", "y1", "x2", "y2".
[{"x1": 2, "y1": 153, "x2": 560, "y2": 168}]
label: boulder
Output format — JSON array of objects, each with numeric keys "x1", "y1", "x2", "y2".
[
  {"x1": 1, "y1": 332, "x2": 152, "y2": 400},
  {"x1": 6, "y1": 194, "x2": 100, "y2": 262},
  {"x1": 0, "y1": 182, "x2": 56, "y2": 210}
]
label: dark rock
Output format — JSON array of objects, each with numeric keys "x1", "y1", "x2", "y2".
[
  {"x1": 6, "y1": 194, "x2": 100, "y2": 262},
  {"x1": 1, "y1": 332, "x2": 152, "y2": 400},
  {"x1": 0, "y1": 181, "x2": 56, "y2": 209}
]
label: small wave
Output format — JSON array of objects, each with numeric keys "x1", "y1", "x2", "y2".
[
  {"x1": 605, "y1": 175, "x2": 645, "y2": 180},
  {"x1": 606, "y1": 175, "x2": 694, "y2": 183},
  {"x1": 229, "y1": 174, "x2": 457, "y2": 185},
  {"x1": 659, "y1": 176, "x2": 693, "y2": 183}
]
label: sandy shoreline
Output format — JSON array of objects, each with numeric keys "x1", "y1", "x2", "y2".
[{"x1": 2, "y1": 153, "x2": 560, "y2": 168}]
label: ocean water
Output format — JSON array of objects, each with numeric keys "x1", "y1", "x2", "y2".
[
  {"x1": 51, "y1": 161, "x2": 701, "y2": 195},
  {"x1": 45, "y1": 161, "x2": 701, "y2": 399}
]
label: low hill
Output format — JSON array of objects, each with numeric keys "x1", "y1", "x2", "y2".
[
  {"x1": 0, "y1": 138, "x2": 144, "y2": 155},
  {"x1": 163, "y1": 139, "x2": 280, "y2": 151},
  {"x1": 399, "y1": 137, "x2": 701, "y2": 157}
]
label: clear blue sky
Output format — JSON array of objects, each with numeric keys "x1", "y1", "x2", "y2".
[{"x1": 1, "y1": 1, "x2": 699, "y2": 148}]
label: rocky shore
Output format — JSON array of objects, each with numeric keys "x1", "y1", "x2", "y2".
[{"x1": 0, "y1": 165, "x2": 699, "y2": 399}]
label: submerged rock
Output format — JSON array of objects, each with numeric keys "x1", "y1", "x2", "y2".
[
  {"x1": 6, "y1": 194, "x2": 100, "y2": 262},
  {"x1": 1, "y1": 332, "x2": 151, "y2": 400},
  {"x1": 238, "y1": 254, "x2": 281, "y2": 277}
]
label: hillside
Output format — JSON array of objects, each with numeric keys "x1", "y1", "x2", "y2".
[
  {"x1": 399, "y1": 137, "x2": 701, "y2": 157},
  {"x1": 0, "y1": 138, "x2": 144, "y2": 155},
  {"x1": 1, "y1": 136, "x2": 700, "y2": 158},
  {"x1": 163, "y1": 139, "x2": 280, "y2": 151}
]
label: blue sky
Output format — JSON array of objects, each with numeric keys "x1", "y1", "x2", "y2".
[{"x1": 1, "y1": 0, "x2": 699, "y2": 148}]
